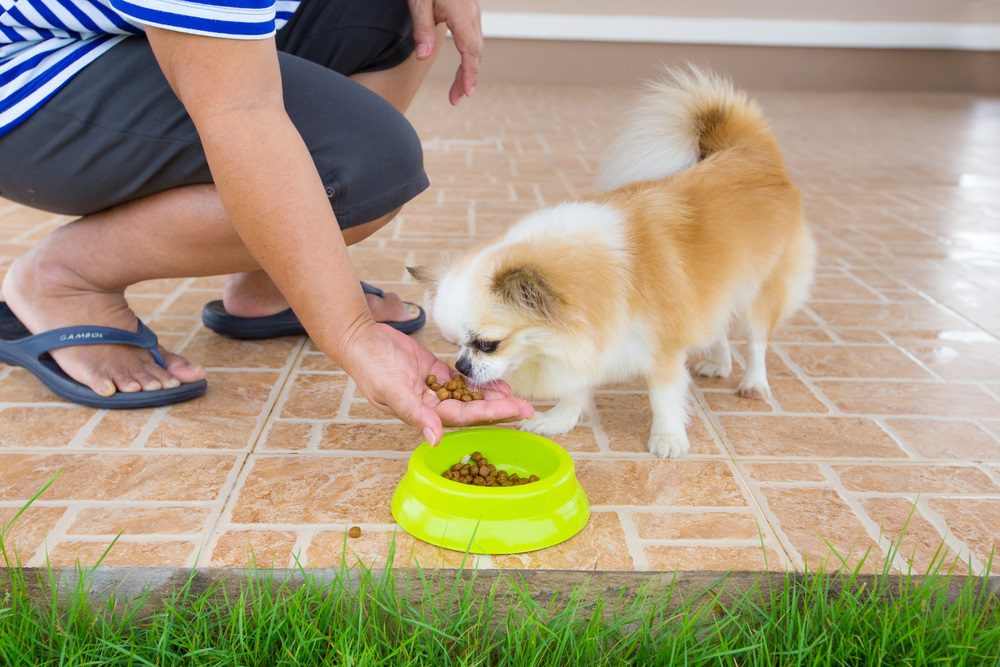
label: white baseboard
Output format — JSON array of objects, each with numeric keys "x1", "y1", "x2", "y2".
[{"x1": 481, "y1": 13, "x2": 1000, "y2": 52}]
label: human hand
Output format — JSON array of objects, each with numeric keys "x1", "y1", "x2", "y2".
[
  {"x1": 342, "y1": 322, "x2": 533, "y2": 445},
  {"x1": 407, "y1": 0, "x2": 482, "y2": 106}
]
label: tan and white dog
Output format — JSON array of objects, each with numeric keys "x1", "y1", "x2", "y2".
[{"x1": 410, "y1": 67, "x2": 815, "y2": 458}]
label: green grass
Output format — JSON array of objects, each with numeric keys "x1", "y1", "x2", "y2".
[{"x1": 1, "y1": 487, "x2": 998, "y2": 665}]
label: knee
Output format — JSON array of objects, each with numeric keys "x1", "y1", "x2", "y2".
[{"x1": 316, "y1": 95, "x2": 426, "y2": 227}]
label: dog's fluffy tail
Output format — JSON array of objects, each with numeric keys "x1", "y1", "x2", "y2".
[{"x1": 595, "y1": 66, "x2": 771, "y2": 191}]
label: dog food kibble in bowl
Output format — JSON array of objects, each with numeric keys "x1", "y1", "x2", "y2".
[
  {"x1": 426, "y1": 374, "x2": 484, "y2": 402},
  {"x1": 441, "y1": 451, "x2": 539, "y2": 487}
]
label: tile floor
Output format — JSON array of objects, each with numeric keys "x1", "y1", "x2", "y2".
[{"x1": 0, "y1": 82, "x2": 998, "y2": 575}]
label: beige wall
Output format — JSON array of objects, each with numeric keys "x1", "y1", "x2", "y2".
[{"x1": 480, "y1": 1, "x2": 1000, "y2": 24}]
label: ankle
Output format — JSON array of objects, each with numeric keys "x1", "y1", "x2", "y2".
[{"x1": 222, "y1": 272, "x2": 289, "y2": 318}]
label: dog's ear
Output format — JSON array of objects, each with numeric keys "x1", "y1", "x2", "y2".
[
  {"x1": 491, "y1": 264, "x2": 563, "y2": 320},
  {"x1": 407, "y1": 265, "x2": 440, "y2": 287}
]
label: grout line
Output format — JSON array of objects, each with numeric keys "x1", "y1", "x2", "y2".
[
  {"x1": 585, "y1": 399, "x2": 612, "y2": 453},
  {"x1": 638, "y1": 538, "x2": 770, "y2": 548},
  {"x1": 616, "y1": 510, "x2": 649, "y2": 570},
  {"x1": 689, "y1": 391, "x2": 798, "y2": 569},
  {"x1": 130, "y1": 406, "x2": 170, "y2": 448},
  {"x1": 196, "y1": 338, "x2": 309, "y2": 564},
  {"x1": 872, "y1": 418, "x2": 921, "y2": 459},
  {"x1": 27, "y1": 507, "x2": 79, "y2": 568},
  {"x1": 769, "y1": 344, "x2": 840, "y2": 414},
  {"x1": 66, "y1": 411, "x2": 105, "y2": 448},
  {"x1": 290, "y1": 528, "x2": 314, "y2": 569},
  {"x1": 914, "y1": 498, "x2": 985, "y2": 576},
  {"x1": 818, "y1": 463, "x2": 911, "y2": 574}
]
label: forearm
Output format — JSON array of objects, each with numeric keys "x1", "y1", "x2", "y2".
[{"x1": 197, "y1": 106, "x2": 372, "y2": 360}]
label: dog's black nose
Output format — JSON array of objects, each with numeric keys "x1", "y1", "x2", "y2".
[{"x1": 456, "y1": 355, "x2": 472, "y2": 377}]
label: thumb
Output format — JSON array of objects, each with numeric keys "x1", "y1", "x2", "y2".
[
  {"x1": 408, "y1": 0, "x2": 436, "y2": 60},
  {"x1": 394, "y1": 391, "x2": 444, "y2": 445}
]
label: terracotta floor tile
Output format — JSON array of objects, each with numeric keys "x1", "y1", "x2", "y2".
[
  {"x1": 861, "y1": 498, "x2": 967, "y2": 574},
  {"x1": 761, "y1": 488, "x2": 881, "y2": 573},
  {"x1": 83, "y1": 411, "x2": 155, "y2": 448},
  {"x1": 817, "y1": 381, "x2": 1000, "y2": 417},
  {"x1": 231, "y1": 456, "x2": 406, "y2": 524},
  {"x1": 926, "y1": 499, "x2": 1000, "y2": 564},
  {"x1": 169, "y1": 371, "x2": 280, "y2": 419},
  {"x1": 180, "y1": 330, "x2": 301, "y2": 369},
  {"x1": 770, "y1": 379, "x2": 830, "y2": 413},
  {"x1": 309, "y1": 529, "x2": 475, "y2": 569},
  {"x1": 633, "y1": 511, "x2": 761, "y2": 541},
  {"x1": 741, "y1": 462, "x2": 826, "y2": 483},
  {"x1": 575, "y1": 459, "x2": 746, "y2": 507},
  {"x1": 279, "y1": 374, "x2": 348, "y2": 419},
  {"x1": 901, "y1": 342, "x2": 1000, "y2": 382},
  {"x1": 47, "y1": 540, "x2": 195, "y2": 567},
  {"x1": 68, "y1": 507, "x2": 211, "y2": 535},
  {"x1": 260, "y1": 422, "x2": 314, "y2": 450},
  {"x1": 0, "y1": 407, "x2": 92, "y2": 448},
  {"x1": 833, "y1": 464, "x2": 998, "y2": 494},
  {"x1": 808, "y1": 276, "x2": 881, "y2": 301},
  {"x1": 297, "y1": 352, "x2": 342, "y2": 373},
  {"x1": 719, "y1": 416, "x2": 905, "y2": 458},
  {"x1": 319, "y1": 423, "x2": 422, "y2": 451},
  {"x1": 595, "y1": 394, "x2": 718, "y2": 455},
  {"x1": 3, "y1": 85, "x2": 1000, "y2": 571},
  {"x1": 769, "y1": 327, "x2": 833, "y2": 343},
  {"x1": 810, "y1": 303, "x2": 970, "y2": 330},
  {"x1": 147, "y1": 415, "x2": 256, "y2": 449},
  {"x1": 493, "y1": 512, "x2": 634, "y2": 570},
  {"x1": 702, "y1": 391, "x2": 772, "y2": 413},
  {"x1": 0, "y1": 368, "x2": 71, "y2": 403},
  {"x1": 0, "y1": 453, "x2": 237, "y2": 501},
  {"x1": 0, "y1": 506, "x2": 67, "y2": 563},
  {"x1": 832, "y1": 329, "x2": 889, "y2": 344},
  {"x1": 209, "y1": 530, "x2": 299, "y2": 568},
  {"x1": 644, "y1": 546, "x2": 783, "y2": 571},
  {"x1": 782, "y1": 345, "x2": 930, "y2": 379},
  {"x1": 886, "y1": 419, "x2": 999, "y2": 460}
]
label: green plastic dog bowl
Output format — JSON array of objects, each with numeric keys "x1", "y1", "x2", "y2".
[{"x1": 391, "y1": 428, "x2": 590, "y2": 555}]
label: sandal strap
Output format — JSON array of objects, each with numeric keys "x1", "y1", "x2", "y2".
[
  {"x1": 360, "y1": 281, "x2": 384, "y2": 297},
  {"x1": 8, "y1": 320, "x2": 165, "y2": 367}
]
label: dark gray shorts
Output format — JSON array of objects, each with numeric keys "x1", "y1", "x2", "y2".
[{"x1": 0, "y1": 0, "x2": 428, "y2": 229}]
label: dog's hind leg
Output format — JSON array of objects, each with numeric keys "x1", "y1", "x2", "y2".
[
  {"x1": 647, "y1": 352, "x2": 692, "y2": 458},
  {"x1": 694, "y1": 335, "x2": 732, "y2": 378},
  {"x1": 737, "y1": 229, "x2": 814, "y2": 400}
]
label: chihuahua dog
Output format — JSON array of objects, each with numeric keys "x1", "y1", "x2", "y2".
[{"x1": 410, "y1": 67, "x2": 815, "y2": 458}]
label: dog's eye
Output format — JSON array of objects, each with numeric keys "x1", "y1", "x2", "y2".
[{"x1": 474, "y1": 340, "x2": 500, "y2": 354}]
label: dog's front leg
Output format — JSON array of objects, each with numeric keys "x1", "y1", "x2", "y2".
[
  {"x1": 647, "y1": 354, "x2": 692, "y2": 459},
  {"x1": 520, "y1": 391, "x2": 591, "y2": 436}
]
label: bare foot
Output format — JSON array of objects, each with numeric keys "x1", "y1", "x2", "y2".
[
  {"x1": 222, "y1": 271, "x2": 420, "y2": 323},
  {"x1": 2, "y1": 251, "x2": 206, "y2": 396}
]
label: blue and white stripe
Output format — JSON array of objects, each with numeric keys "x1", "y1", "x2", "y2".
[{"x1": 0, "y1": 0, "x2": 300, "y2": 136}]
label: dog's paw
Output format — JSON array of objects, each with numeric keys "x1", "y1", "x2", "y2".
[
  {"x1": 737, "y1": 381, "x2": 772, "y2": 401},
  {"x1": 521, "y1": 410, "x2": 580, "y2": 437},
  {"x1": 648, "y1": 432, "x2": 690, "y2": 459},
  {"x1": 695, "y1": 358, "x2": 732, "y2": 378}
]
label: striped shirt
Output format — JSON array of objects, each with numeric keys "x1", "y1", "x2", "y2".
[{"x1": 0, "y1": 0, "x2": 300, "y2": 136}]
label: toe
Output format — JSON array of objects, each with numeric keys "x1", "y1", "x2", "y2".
[
  {"x1": 111, "y1": 371, "x2": 143, "y2": 393},
  {"x1": 132, "y1": 370, "x2": 164, "y2": 392},
  {"x1": 160, "y1": 348, "x2": 206, "y2": 383},
  {"x1": 144, "y1": 359, "x2": 180, "y2": 389}
]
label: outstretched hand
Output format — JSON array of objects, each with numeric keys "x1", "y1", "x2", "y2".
[
  {"x1": 407, "y1": 0, "x2": 482, "y2": 106},
  {"x1": 343, "y1": 322, "x2": 533, "y2": 445}
]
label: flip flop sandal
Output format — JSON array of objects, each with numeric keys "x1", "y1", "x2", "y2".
[
  {"x1": 201, "y1": 281, "x2": 426, "y2": 340},
  {"x1": 0, "y1": 302, "x2": 207, "y2": 409}
]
